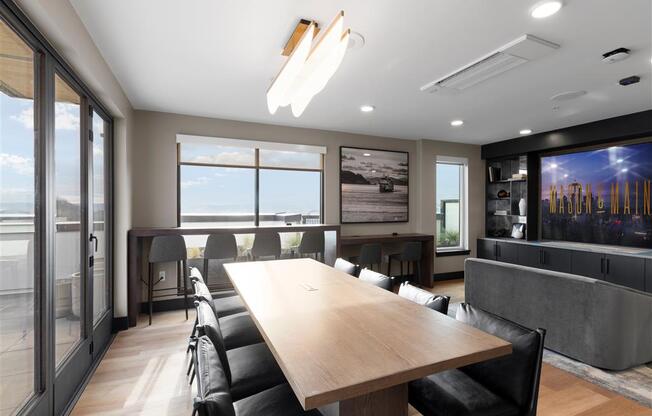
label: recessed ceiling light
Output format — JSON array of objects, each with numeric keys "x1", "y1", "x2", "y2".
[
  {"x1": 450, "y1": 119, "x2": 464, "y2": 127},
  {"x1": 363, "y1": 153, "x2": 371, "y2": 157},
  {"x1": 520, "y1": 129, "x2": 533, "y2": 135},
  {"x1": 360, "y1": 105, "x2": 375, "y2": 112},
  {"x1": 530, "y1": 1, "x2": 563, "y2": 18}
]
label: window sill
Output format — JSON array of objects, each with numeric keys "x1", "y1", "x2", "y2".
[{"x1": 435, "y1": 249, "x2": 471, "y2": 257}]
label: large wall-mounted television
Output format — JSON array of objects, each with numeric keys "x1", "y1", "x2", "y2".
[{"x1": 540, "y1": 141, "x2": 652, "y2": 248}]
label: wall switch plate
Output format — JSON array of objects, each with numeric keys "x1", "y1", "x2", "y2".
[{"x1": 159, "y1": 271, "x2": 166, "y2": 281}]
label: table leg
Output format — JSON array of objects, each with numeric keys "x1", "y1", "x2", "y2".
[{"x1": 339, "y1": 383, "x2": 408, "y2": 416}]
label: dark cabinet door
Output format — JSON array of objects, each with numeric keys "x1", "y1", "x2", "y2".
[
  {"x1": 477, "y1": 239, "x2": 496, "y2": 260},
  {"x1": 517, "y1": 244, "x2": 541, "y2": 268},
  {"x1": 605, "y1": 255, "x2": 646, "y2": 291},
  {"x1": 496, "y1": 241, "x2": 518, "y2": 264},
  {"x1": 646, "y1": 259, "x2": 652, "y2": 293},
  {"x1": 571, "y1": 251, "x2": 604, "y2": 280},
  {"x1": 541, "y1": 247, "x2": 572, "y2": 273}
]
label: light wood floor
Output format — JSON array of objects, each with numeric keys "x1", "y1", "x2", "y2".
[{"x1": 72, "y1": 280, "x2": 652, "y2": 416}]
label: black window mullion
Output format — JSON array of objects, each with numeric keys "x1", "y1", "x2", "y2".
[{"x1": 255, "y1": 149, "x2": 260, "y2": 226}]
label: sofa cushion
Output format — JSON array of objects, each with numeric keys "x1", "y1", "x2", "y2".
[
  {"x1": 456, "y1": 303, "x2": 542, "y2": 410},
  {"x1": 409, "y1": 369, "x2": 519, "y2": 416},
  {"x1": 234, "y1": 383, "x2": 322, "y2": 416},
  {"x1": 227, "y1": 342, "x2": 286, "y2": 401},
  {"x1": 220, "y1": 311, "x2": 263, "y2": 350}
]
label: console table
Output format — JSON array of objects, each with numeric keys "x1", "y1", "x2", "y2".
[
  {"x1": 340, "y1": 233, "x2": 434, "y2": 287},
  {"x1": 127, "y1": 224, "x2": 341, "y2": 327}
]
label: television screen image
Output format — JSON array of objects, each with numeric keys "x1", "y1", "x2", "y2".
[{"x1": 540, "y1": 142, "x2": 652, "y2": 248}]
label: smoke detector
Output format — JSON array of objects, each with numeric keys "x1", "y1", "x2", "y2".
[{"x1": 602, "y1": 47, "x2": 630, "y2": 64}]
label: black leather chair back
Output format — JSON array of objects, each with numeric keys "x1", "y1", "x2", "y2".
[
  {"x1": 398, "y1": 241, "x2": 422, "y2": 262},
  {"x1": 456, "y1": 303, "x2": 546, "y2": 416},
  {"x1": 149, "y1": 235, "x2": 187, "y2": 263},
  {"x1": 397, "y1": 282, "x2": 450, "y2": 315},
  {"x1": 193, "y1": 335, "x2": 236, "y2": 416},
  {"x1": 358, "y1": 268, "x2": 392, "y2": 291},
  {"x1": 252, "y1": 232, "x2": 281, "y2": 259},
  {"x1": 298, "y1": 231, "x2": 325, "y2": 256},
  {"x1": 334, "y1": 258, "x2": 359, "y2": 276},
  {"x1": 204, "y1": 233, "x2": 238, "y2": 260},
  {"x1": 195, "y1": 300, "x2": 232, "y2": 384}
]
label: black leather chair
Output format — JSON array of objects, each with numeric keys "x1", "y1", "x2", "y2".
[
  {"x1": 333, "y1": 258, "x2": 359, "y2": 276},
  {"x1": 146, "y1": 235, "x2": 189, "y2": 325},
  {"x1": 388, "y1": 241, "x2": 422, "y2": 284},
  {"x1": 297, "y1": 231, "x2": 325, "y2": 261},
  {"x1": 194, "y1": 300, "x2": 286, "y2": 401},
  {"x1": 192, "y1": 275, "x2": 246, "y2": 319},
  {"x1": 409, "y1": 303, "x2": 546, "y2": 416},
  {"x1": 192, "y1": 335, "x2": 321, "y2": 416},
  {"x1": 358, "y1": 268, "x2": 393, "y2": 291},
  {"x1": 251, "y1": 232, "x2": 282, "y2": 260},
  {"x1": 397, "y1": 282, "x2": 450, "y2": 315}
]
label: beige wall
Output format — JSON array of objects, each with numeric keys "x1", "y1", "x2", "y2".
[
  {"x1": 133, "y1": 110, "x2": 484, "y2": 278},
  {"x1": 16, "y1": 0, "x2": 135, "y2": 317}
]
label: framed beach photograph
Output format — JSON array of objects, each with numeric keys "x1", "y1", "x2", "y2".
[{"x1": 340, "y1": 147, "x2": 409, "y2": 223}]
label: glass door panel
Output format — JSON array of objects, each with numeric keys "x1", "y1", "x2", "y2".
[
  {"x1": 53, "y1": 74, "x2": 82, "y2": 367},
  {"x1": 0, "y1": 16, "x2": 37, "y2": 416},
  {"x1": 91, "y1": 111, "x2": 107, "y2": 325}
]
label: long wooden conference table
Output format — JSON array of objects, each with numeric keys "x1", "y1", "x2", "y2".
[{"x1": 224, "y1": 258, "x2": 511, "y2": 416}]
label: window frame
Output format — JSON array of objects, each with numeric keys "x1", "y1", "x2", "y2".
[
  {"x1": 435, "y1": 156, "x2": 468, "y2": 253},
  {"x1": 177, "y1": 143, "x2": 324, "y2": 226}
]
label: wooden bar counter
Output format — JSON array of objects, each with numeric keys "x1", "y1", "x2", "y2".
[{"x1": 126, "y1": 224, "x2": 340, "y2": 327}]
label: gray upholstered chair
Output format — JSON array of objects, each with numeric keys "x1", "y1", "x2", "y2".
[
  {"x1": 388, "y1": 241, "x2": 422, "y2": 284},
  {"x1": 147, "y1": 235, "x2": 189, "y2": 325},
  {"x1": 334, "y1": 258, "x2": 359, "y2": 276},
  {"x1": 351, "y1": 243, "x2": 382, "y2": 271},
  {"x1": 192, "y1": 335, "x2": 321, "y2": 416},
  {"x1": 193, "y1": 300, "x2": 286, "y2": 401},
  {"x1": 408, "y1": 303, "x2": 546, "y2": 416},
  {"x1": 297, "y1": 231, "x2": 325, "y2": 261},
  {"x1": 397, "y1": 282, "x2": 450, "y2": 315},
  {"x1": 203, "y1": 233, "x2": 238, "y2": 283},
  {"x1": 251, "y1": 232, "x2": 281, "y2": 260},
  {"x1": 358, "y1": 268, "x2": 393, "y2": 291}
]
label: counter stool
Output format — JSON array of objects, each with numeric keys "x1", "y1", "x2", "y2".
[
  {"x1": 251, "y1": 232, "x2": 281, "y2": 260},
  {"x1": 351, "y1": 243, "x2": 382, "y2": 271},
  {"x1": 204, "y1": 233, "x2": 238, "y2": 288},
  {"x1": 297, "y1": 230, "x2": 325, "y2": 261},
  {"x1": 388, "y1": 241, "x2": 422, "y2": 285},
  {"x1": 146, "y1": 235, "x2": 189, "y2": 325}
]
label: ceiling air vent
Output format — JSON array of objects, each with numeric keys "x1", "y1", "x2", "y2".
[{"x1": 420, "y1": 34, "x2": 559, "y2": 94}]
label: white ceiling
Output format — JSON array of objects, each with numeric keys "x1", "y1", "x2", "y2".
[{"x1": 70, "y1": 0, "x2": 652, "y2": 144}]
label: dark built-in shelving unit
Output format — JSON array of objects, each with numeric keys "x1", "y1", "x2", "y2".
[{"x1": 486, "y1": 155, "x2": 528, "y2": 239}]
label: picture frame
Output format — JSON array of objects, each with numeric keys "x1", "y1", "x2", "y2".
[{"x1": 340, "y1": 146, "x2": 409, "y2": 224}]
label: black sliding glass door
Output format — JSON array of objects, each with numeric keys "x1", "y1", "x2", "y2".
[{"x1": 0, "y1": 3, "x2": 114, "y2": 415}]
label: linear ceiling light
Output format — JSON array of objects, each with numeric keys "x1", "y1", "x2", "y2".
[{"x1": 266, "y1": 11, "x2": 350, "y2": 117}]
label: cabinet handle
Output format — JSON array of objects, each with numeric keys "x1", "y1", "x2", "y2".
[
  {"x1": 600, "y1": 258, "x2": 604, "y2": 274},
  {"x1": 606, "y1": 258, "x2": 610, "y2": 275}
]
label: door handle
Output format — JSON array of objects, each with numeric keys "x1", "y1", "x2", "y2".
[
  {"x1": 89, "y1": 234, "x2": 98, "y2": 252},
  {"x1": 600, "y1": 257, "x2": 604, "y2": 274}
]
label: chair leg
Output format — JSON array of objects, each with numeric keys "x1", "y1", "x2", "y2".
[
  {"x1": 189, "y1": 367, "x2": 195, "y2": 385},
  {"x1": 186, "y1": 316, "x2": 197, "y2": 353},
  {"x1": 148, "y1": 264, "x2": 153, "y2": 326},
  {"x1": 203, "y1": 258, "x2": 209, "y2": 283},
  {"x1": 182, "y1": 261, "x2": 189, "y2": 320}
]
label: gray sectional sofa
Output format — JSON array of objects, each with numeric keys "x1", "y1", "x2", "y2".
[{"x1": 464, "y1": 258, "x2": 652, "y2": 370}]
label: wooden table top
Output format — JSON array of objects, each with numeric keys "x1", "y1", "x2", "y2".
[
  {"x1": 340, "y1": 233, "x2": 433, "y2": 244},
  {"x1": 224, "y1": 258, "x2": 511, "y2": 410}
]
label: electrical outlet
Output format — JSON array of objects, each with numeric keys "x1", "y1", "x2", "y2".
[{"x1": 159, "y1": 270, "x2": 166, "y2": 281}]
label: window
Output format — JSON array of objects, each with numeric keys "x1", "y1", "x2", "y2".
[
  {"x1": 436, "y1": 157, "x2": 468, "y2": 251},
  {"x1": 178, "y1": 136, "x2": 324, "y2": 228}
]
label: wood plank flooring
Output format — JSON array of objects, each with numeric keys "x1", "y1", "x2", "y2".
[{"x1": 71, "y1": 279, "x2": 651, "y2": 416}]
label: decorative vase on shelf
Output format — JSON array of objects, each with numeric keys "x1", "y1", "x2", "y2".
[{"x1": 518, "y1": 198, "x2": 527, "y2": 216}]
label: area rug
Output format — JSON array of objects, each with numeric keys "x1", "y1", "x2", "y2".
[{"x1": 446, "y1": 302, "x2": 652, "y2": 407}]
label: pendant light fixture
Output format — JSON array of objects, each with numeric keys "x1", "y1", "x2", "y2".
[{"x1": 266, "y1": 11, "x2": 350, "y2": 117}]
